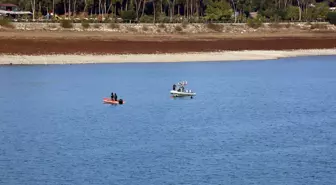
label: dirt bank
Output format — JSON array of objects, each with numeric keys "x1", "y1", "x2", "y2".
[
  {"x1": 0, "y1": 31, "x2": 336, "y2": 55},
  {"x1": 1, "y1": 38, "x2": 336, "y2": 55}
]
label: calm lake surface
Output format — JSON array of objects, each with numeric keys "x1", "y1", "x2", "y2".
[{"x1": 1, "y1": 56, "x2": 336, "y2": 185}]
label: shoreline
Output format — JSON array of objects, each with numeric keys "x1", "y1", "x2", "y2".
[{"x1": 1, "y1": 49, "x2": 336, "y2": 65}]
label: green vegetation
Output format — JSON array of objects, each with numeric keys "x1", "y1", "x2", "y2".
[
  {"x1": 158, "y1": 23, "x2": 166, "y2": 29},
  {"x1": 327, "y1": 12, "x2": 336, "y2": 25},
  {"x1": 120, "y1": 10, "x2": 137, "y2": 22},
  {"x1": 60, "y1": 20, "x2": 73, "y2": 28},
  {"x1": 206, "y1": 23, "x2": 223, "y2": 32},
  {"x1": 2, "y1": 0, "x2": 336, "y2": 25},
  {"x1": 139, "y1": 15, "x2": 154, "y2": 23},
  {"x1": 247, "y1": 17, "x2": 263, "y2": 29},
  {"x1": 93, "y1": 24, "x2": 101, "y2": 28},
  {"x1": 81, "y1": 20, "x2": 90, "y2": 29},
  {"x1": 0, "y1": 18, "x2": 15, "y2": 29},
  {"x1": 205, "y1": 0, "x2": 232, "y2": 22},
  {"x1": 181, "y1": 21, "x2": 188, "y2": 29},
  {"x1": 174, "y1": 25, "x2": 183, "y2": 32}
]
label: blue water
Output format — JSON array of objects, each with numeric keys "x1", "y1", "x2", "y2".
[{"x1": 1, "y1": 56, "x2": 336, "y2": 185}]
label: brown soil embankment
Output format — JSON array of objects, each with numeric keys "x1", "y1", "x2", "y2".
[{"x1": 0, "y1": 31, "x2": 336, "y2": 55}]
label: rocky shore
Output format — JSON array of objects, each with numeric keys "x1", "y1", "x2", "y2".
[{"x1": 1, "y1": 22, "x2": 336, "y2": 34}]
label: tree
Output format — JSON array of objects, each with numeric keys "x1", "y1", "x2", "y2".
[
  {"x1": 205, "y1": 0, "x2": 232, "y2": 21},
  {"x1": 2, "y1": 0, "x2": 335, "y2": 23},
  {"x1": 296, "y1": 0, "x2": 302, "y2": 21},
  {"x1": 30, "y1": 0, "x2": 36, "y2": 20},
  {"x1": 84, "y1": 0, "x2": 93, "y2": 13},
  {"x1": 313, "y1": 2, "x2": 330, "y2": 20},
  {"x1": 286, "y1": 5, "x2": 300, "y2": 21}
]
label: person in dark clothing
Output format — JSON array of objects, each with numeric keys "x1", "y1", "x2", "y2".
[
  {"x1": 173, "y1": 84, "x2": 176, "y2": 90},
  {"x1": 111, "y1": 92, "x2": 115, "y2": 100},
  {"x1": 114, "y1": 93, "x2": 118, "y2": 101}
]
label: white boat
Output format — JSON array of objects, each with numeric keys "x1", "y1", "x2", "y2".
[
  {"x1": 170, "y1": 81, "x2": 196, "y2": 97},
  {"x1": 170, "y1": 90, "x2": 196, "y2": 97}
]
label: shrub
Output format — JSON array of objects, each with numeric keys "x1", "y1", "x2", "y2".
[
  {"x1": 93, "y1": 24, "x2": 101, "y2": 29},
  {"x1": 158, "y1": 23, "x2": 166, "y2": 29},
  {"x1": 60, "y1": 19, "x2": 73, "y2": 28},
  {"x1": 139, "y1": 15, "x2": 154, "y2": 23},
  {"x1": 247, "y1": 18, "x2": 263, "y2": 29},
  {"x1": 285, "y1": 22, "x2": 291, "y2": 28},
  {"x1": 269, "y1": 22, "x2": 283, "y2": 29},
  {"x1": 327, "y1": 12, "x2": 336, "y2": 25},
  {"x1": 174, "y1": 25, "x2": 183, "y2": 32},
  {"x1": 0, "y1": 18, "x2": 15, "y2": 29},
  {"x1": 157, "y1": 13, "x2": 170, "y2": 23},
  {"x1": 120, "y1": 10, "x2": 136, "y2": 22},
  {"x1": 109, "y1": 23, "x2": 120, "y2": 29},
  {"x1": 181, "y1": 21, "x2": 189, "y2": 29},
  {"x1": 142, "y1": 25, "x2": 149, "y2": 31},
  {"x1": 206, "y1": 23, "x2": 223, "y2": 32},
  {"x1": 81, "y1": 20, "x2": 90, "y2": 29}
]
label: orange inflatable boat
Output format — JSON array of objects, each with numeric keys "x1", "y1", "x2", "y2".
[{"x1": 103, "y1": 98, "x2": 125, "y2": 104}]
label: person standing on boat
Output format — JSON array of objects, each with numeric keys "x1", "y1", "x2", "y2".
[
  {"x1": 173, "y1": 84, "x2": 176, "y2": 90},
  {"x1": 114, "y1": 93, "x2": 118, "y2": 101},
  {"x1": 111, "y1": 92, "x2": 115, "y2": 100}
]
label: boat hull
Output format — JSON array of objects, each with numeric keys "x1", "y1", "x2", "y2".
[
  {"x1": 103, "y1": 98, "x2": 125, "y2": 104},
  {"x1": 170, "y1": 90, "x2": 196, "y2": 97}
]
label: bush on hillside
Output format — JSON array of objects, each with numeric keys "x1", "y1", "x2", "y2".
[
  {"x1": 247, "y1": 18, "x2": 263, "y2": 29},
  {"x1": 139, "y1": 15, "x2": 154, "y2": 23},
  {"x1": 109, "y1": 22, "x2": 120, "y2": 29},
  {"x1": 93, "y1": 24, "x2": 101, "y2": 29},
  {"x1": 158, "y1": 23, "x2": 166, "y2": 29},
  {"x1": 0, "y1": 18, "x2": 15, "y2": 29},
  {"x1": 60, "y1": 19, "x2": 73, "y2": 28},
  {"x1": 327, "y1": 12, "x2": 336, "y2": 25},
  {"x1": 206, "y1": 23, "x2": 223, "y2": 32},
  {"x1": 269, "y1": 22, "x2": 283, "y2": 29},
  {"x1": 174, "y1": 25, "x2": 183, "y2": 32},
  {"x1": 81, "y1": 20, "x2": 90, "y2": 29},
  {"x1": 120, "y1": 10, "x2": 136, "y2": 22},
  {"x1": 181, "y1": 21, "x2": 189, "y2": 29}
]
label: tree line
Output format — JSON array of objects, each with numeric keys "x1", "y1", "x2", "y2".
[{"x1": 1, "y1": 0, "x2": 336, "y2": 23}]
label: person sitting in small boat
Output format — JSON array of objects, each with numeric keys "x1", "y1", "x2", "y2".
[
  {"x1": 111, "y1": 92, "x2": 115, "y2": 100},
  {"x1": 173, "y1": 84, "x2": 176, "y2": 90}
]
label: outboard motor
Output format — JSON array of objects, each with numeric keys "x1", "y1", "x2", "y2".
[{"x1": 118, "y1": 99, "x2": 123, "y2": 104}]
